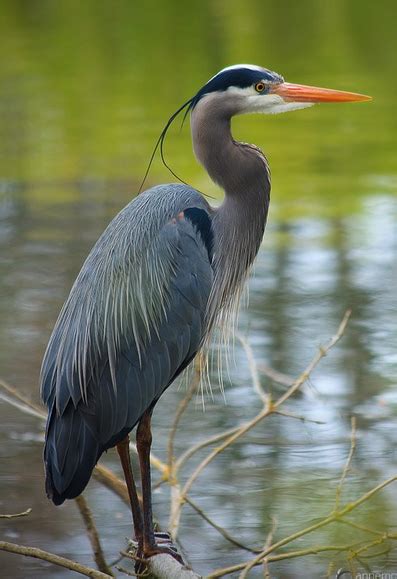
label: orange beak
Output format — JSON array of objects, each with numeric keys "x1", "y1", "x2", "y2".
[{"x1": 270, "y1": 82, "x2": 372, "y2": 103}]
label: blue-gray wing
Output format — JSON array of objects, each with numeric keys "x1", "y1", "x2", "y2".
[{"x1": 40, "y1": 185, "x2": 213, "y2": 504}]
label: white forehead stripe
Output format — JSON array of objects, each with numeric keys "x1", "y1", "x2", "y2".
[
  {"x1": 208, "y1": 63, "x2": 264, "y2": 82},
  {"x1": 220, "y1": 64, "x2": 264, "y2": 73}
]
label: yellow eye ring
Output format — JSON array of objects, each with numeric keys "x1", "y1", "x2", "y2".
[{"x1": 255, "y1": 81, "x2": 266, "y2": 93}]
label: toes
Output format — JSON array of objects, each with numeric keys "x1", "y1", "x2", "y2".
[
  {"x1": 145, "y1": 545, "x2": 184, "y2": 565},
  {"x1": 154, "y1": 531, "x2": 172, "y2": 542}
]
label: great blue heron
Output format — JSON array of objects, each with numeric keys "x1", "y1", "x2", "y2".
[{"x1": 41, "y1": 64, "x2": 370, "y2": 563}]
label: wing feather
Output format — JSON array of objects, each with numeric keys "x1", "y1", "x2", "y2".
[{"x1": 41, "y1": 185, "x2": 214, "y2": 503}]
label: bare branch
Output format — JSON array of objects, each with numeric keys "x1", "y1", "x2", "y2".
[
  {"x1": 0, "y1": 392, "x2": 45, "y2": 421},
  {"x1": 257, "y1": 364, "x2": 294, "y2": 387},
  {"x1": 239, "y1": 516, "x2": 277, "y2": 578},
  {"x1": 335, "y1": 416, "x2": 357, "y2": 510},
  {"x1": 336, "y1": 519, "x2": 384, "y2": 537},
  {"x1": 170, "y1": 312, "x2": 352, "y2": 533},
  {"x1": 75, "y1": 495, "x2": 114, "y2": 576},
  {"x1": 170, "y1": 405, "x2": 270, "y2": 533},
  {"x1": 0, "y1": 508, "x2": 32, "y2": 519},
  {"x1": 5, "y1": 309, "x2": 392, "y2": 579},
  {"x1": 115, "y1": 565, "x2": 137, "y2": 576},
  {"x1": 0, "y1": 541, "x2": 112, "y2": 578},
  {"x1": 175, "y1": 425, "x2": 241, "y2": 472},
  {"x1": 235, "y1": 332, "x2": 269, "y2": 405},
  {"x1": 0, "y1": 379, "x2": 46, "y2": 420},
  {"x1": 273, "y1": 310, "x2": 351, "y2": 409},
  {"x1": 0, "y1": 379, "x2": 45, "y2": 418},
  {"x1": 185, "y1": 496, "x2": 260, "y2": 553},
  {"x1": 273, "y1": 409, "x2": 324, "y2": 424},
  {"x1": 262, "y1": 517, "x2": 277, "y2": 579}
]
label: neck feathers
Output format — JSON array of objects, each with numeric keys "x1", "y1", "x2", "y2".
[{"x1": 191, "y1": 92, "x2": 271, "y2": 335}]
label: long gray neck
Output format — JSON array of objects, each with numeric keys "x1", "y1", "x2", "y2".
[{"x1": 190, "y1": 93, "x2": 271, "y2": 330}]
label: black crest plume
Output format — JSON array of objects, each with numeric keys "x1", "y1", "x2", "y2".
[{"x1": 138, "y1": 97, "x2": 195, "y2": 193}]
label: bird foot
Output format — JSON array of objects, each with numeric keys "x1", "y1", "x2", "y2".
[
  {"x1": 133, "y1": 533, "x2": 184, "y2": 573},
  {"x1": 153, "y1": 530, "x2": 173, "y2": 544},
  {"x1": 129, "y1": 531, "x2": 184, "y2": 574},
  {"x1": 144, "y1": 543, "x2": 184, "y2": 565}
]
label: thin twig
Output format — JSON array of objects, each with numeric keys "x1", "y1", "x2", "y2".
[
  {"x1": 185, "y1": 496, "x2": 260, "y2": 553},
  {"x1": 120, "y1": 550, "x2": 147, "y2": 564},
  {"x1": 0, "y1": 392, "x2": 45, "y2": 420},
  {"x1": 75, "y1": 495, "x2": 114, "y2": 576},
  {"x1": 5, "y1": 310, "x2": 386, "y2": 579},
  {"x1": 175, "y1": 425, "x2": 242, "y2": 472},
  {"x1": 208, "y1": 543, "x2": 365, "y2": 578},
  {"x1": 0, "y1": 508, "x2": 32, "y2": 519},
  {"x1": 273, "y1": 310, "x2": 351, "y2": 409},
  {"x1": 257, "y1": 364, "x2": 294, "y2": 387},
  {"x1": 335, "y1": 416, "x2": 357, "y2": 510},
  {"x1": 0, "y1": 379, "x2": 45, "y2": 416},
  {"x1": 235, "y1": 332, "x2": 269, "y2": 405},
  {"x1": 115, "y1": 565, "x2": 137, "y2": 576},
  {"x1": 170, "y1": 405, "x2": 270, "y2": 534},
  {"x1": 337, "y1": 518, "x2": 384, "y2": 537},
  {"x1": 262, "y1": 517, "x2": 277, "y2": 579},
  {"x1": 170, "y1": 311, "x2": 352, "y2": 533},
  {"x1": 273, "y1": 409, "x2": 324, "y2": 424},
  {"x1": 0, "y1": 541, "x2": 112, "y2": 578},
  {"x1": 239, "y1": 516, "x2": 277, "y2": 578},
  {"x1": 351, "y1": 535, "x2": 391, "y2": 559}
]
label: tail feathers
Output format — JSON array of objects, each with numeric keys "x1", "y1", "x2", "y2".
[{"x1": 44, "y1": 401, "x2": 100, "y2": 505}]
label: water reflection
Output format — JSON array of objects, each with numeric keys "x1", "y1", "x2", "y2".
[{"x1": 1, "y1": 185, "x2": 396, "y2": 577}]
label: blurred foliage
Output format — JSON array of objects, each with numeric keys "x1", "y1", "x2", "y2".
[{"x1": 0, "y1": 0, "x2": 396, "y2": 218}]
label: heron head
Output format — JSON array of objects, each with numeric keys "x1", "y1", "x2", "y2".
[
  {"x1": 139, "y1": 64, "x2": 371, "y2": 191},
  {"x1": 190, "y1": 64, "x2": 371, "y2": 115}
]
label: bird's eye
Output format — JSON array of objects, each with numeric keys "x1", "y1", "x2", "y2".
[{"x1": 255, "y1": 81, "x2": 266, "y2": 93}]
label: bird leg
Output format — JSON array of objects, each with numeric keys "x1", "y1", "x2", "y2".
[
  {"x1": 136, "y1": 408, "x2": 183, "y2": 564},
  {"x1": 136, "y1": 409, "x2": 155, "y2": 550},
  {"x1": 116, "y1": 435, "x2": 143, "y2": 548}
]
